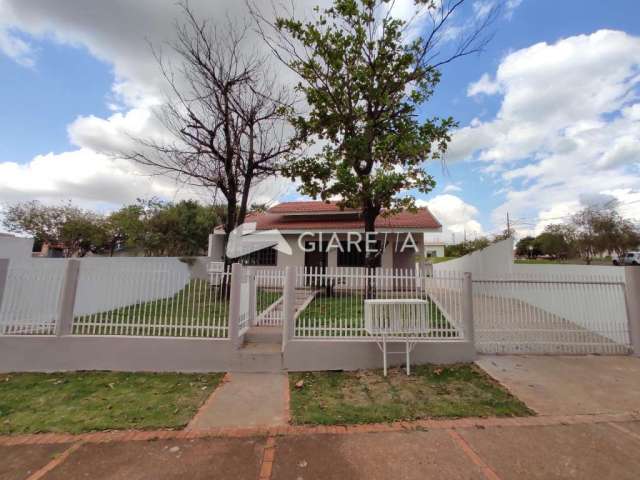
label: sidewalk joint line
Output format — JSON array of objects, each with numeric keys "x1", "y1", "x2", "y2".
[
  {"x1": 259, "y1": 436, "x2": 277, "y2": 480},
  {"x1": 448, "y1": 430, "x2": 501, "y2": 480},
  {"x1": 26, "y1": 441, "x2": 84, "y2": 480},
  {"x1": 607, "y1": 421, "x2": 640, "y2": 443}
]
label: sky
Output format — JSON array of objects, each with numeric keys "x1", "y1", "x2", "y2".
[{"x1": 0, "y1": 0, "x2": 639, "y2": 243}]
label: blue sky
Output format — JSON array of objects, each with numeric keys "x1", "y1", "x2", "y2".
[{"x1": 0, "y1": 0, "x2": 639, "y2": 241}]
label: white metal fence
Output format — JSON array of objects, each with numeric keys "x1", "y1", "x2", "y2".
[
  {"x1": 73, "y1": 259, "x2": 231, "y2": 338},
  {"x1": 0, "y1": 259, "x2": 66, "y2": 335},
  {"x1": 293, "y1": 267, "x2": 465, "y2": 340},
  {"x1": 473, "y1": 274, "x2": 631, "y2": 354},
  {"x1": 0, "y1": 257, "x2": 634, "y2": 357},
  {"x1": 254, "y1": 268, "x2": 284, "y2": 326}
]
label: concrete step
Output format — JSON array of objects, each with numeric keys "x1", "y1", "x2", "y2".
[
  {"x1": 234, "y1": 342, "x2": 283, "y2": 372},
  {"x1": 240, "y1": 342, "x2": 281, "y2": 354},
  {"x1": 245, "y1": 326, "x2": 282, "y2": 344}
]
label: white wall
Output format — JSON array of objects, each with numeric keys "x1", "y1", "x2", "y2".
[
  {"x1": 0, "y1": 235, "x2": 34, "y2": 260},
  {"x1": 0, "y1": 258, "x2": 67, "y2": 333},
  {"x1": 433, "y1": 238, "x2": 515, "y2": 278},
  {"x1": 433, "y1": 239, "x2": 630, "y2": 346},
  {"x1": 73, "y1": 257, "x2": 192, "y2": 316}
]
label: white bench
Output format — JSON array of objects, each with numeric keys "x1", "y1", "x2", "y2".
[{"x1": 364, "y1": 299, "x2": 429, "y2": 376}]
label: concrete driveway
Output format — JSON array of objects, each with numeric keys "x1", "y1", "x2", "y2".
[{"x1": 477, "y1": 355, "x2": 640, "y2": 415}]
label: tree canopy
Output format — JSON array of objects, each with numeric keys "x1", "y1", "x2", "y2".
[
  {"x1": 254, "y1": 0, "x2": 495, "y2": 266},
  {"x1": 2, "y1": 199, "x2": 223, "y2": 258}
]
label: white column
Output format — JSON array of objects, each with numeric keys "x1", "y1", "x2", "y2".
[
  {"x1": 282, "y1": 266, "x2": 297, "y2": 347},
  {"x1": 228, "y1": 263, "x2": 243, "y2": 348},
  {"x1": 0, "y1": 259, "x2": 9, "y2": 313},
  {"x1": 625, "y1": 266, "x2": 640, "y2": 356},
  {"x1": 462, "y1": 272, "x2": 475, "y2": 347},
  {"x1": 55, "y1": 259, "x2": 81, "y2": 337}
]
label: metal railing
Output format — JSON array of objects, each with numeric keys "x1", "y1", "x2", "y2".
[
  {"x1": 292, "y1": 267, "x2": 465, "y2": 340},
  {"x1": 73, "y1": 259, "x2": 231, "y2": 338},
  {"x1": 0, "y1": 259, "x2": 66, "y2": 335},
  {"x1": 254, "y1": 268, "x2": 285, "y2": 326},
  {"x1": 472, "y1": 273, "x2": 631, "y2": 354}
]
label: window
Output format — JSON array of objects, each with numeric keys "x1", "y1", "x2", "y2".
[
  {"x1": 240, "y1": 247, "x2": 278, "y2": 266},
  {"x1": 336, "y1": 241, "x2": 380, "y2": 267}
]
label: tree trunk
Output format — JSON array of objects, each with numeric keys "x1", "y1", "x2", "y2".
[{"x1": 363, "y1": 203, "x2": 381, "y2": 299}]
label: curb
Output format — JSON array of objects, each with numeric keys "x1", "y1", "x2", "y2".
[{"x1": 1, "y1": 412, "x2": 638, "y2": 446}]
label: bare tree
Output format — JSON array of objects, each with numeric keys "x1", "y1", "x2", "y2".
[{"x1": 123, "y1": 1, "x2": 295, "y2": 261}]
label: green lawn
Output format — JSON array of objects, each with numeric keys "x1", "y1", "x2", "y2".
[
  {"x1": 514, "y1": 258, "x2": 613, "y2": 265},
  {"x1": 73, "y1": 280, "x2": 280, "y2": 337},
  {"x1": 289, "y1": 365, "x2": 532, "y2": 425},
  {"x1": 0, "y1": 371, "x2": 224, "y2": 434},
  {"x1": 428, "y1": 257, "x2": 456, "y2": 264},
  {"x1": 297, "y1": 293, "x2": 454, "y2": 337}
]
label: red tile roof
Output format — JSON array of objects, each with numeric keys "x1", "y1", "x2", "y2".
[
  {"x1": 268, "y1": 201, "x2": 356, "y2": 214},
  {"x1": 234, "y1": 201, "x2": 441, "y2": 231}
]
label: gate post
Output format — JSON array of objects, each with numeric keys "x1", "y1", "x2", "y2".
[
  {"x1": 247, "y1": 267, "x2": 257, "y2": 326},
  {"x1": 462, "y1": 272, "x2": 475, "y2": 347},
  {"x1": 0, "y1": 259, "x2": 9, "y2": 313},
  {"x1": 228, "y1": 263, "x2": 243, "y2": 349},
  {"x1": 624, "y1": 266, "x2": 640, "y2": 356},
  {"x1": 55, "y1": 259, "x2": 81, "y2": 337},
  {"x1": 282, "y1": 266, "x2": 296, "y2": 349}
]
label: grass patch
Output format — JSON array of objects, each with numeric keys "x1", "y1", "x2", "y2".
[
  {"x1": 73, "y1": 280, "x2": 280, "y2": 337},
  {"x1": 297, "y1": 293, "x2": 452, "y2": 337},
  {"x1": 289, "y1": 365, "x2": 532, "y2": 425},
  {"x1": 428, "y1": 257, "x2": 456, "y2": 264},
  {"x1": 0, "y1": 371, "x2": 223, "y2": 434}
]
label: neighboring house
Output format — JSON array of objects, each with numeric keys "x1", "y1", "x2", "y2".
[
  {"x1": 209, "y1": 201, "x2": 442, "y2": 270},
  {"x1": 424, "y1": 240, "x2": 446, "y2": 258},
  {"x1": 0, "y1": 233, "x2": 34, "y2": 260}
]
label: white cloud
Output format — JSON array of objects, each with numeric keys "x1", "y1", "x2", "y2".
[
  {"x1": 448, "y1": 30, "x2": 640, "y2": 235},
  {"x1": 443, "y1": 184, "x2": 462, "y2": 193},
  {"x1": 467, "y1": 73, "x2": 501, "y2": 96},
  {"x1": 0, "y1": 0, "x2": 308, "y2": 210},
  {"x1": 417, "y1": 194, "x2": 484, "y2": 242}
]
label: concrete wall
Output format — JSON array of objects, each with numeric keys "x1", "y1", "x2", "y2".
[
  {"x1": 73, "y1": 257, "x2": 193, "y2": 316},
  {"x1": 0, "y1": 235, "x2": 34, "y2": 260},
  {"x1": 284, "y1": 340, "x2": 476, "y2": 371},
  {"x1": 513, "y1": 263, "x2": 624, "y2": 279},
  {"x1": 434, "y1": 240, "x2": 630, "y2": 345},
  {"x1": 433, "y1": 238, "x2": 515, "y2": 278},
  {"x1": 0, "y1": 336, "x2": 236, "y2": 373},
  {"x1": 0, "y1": 336, "x2": 476, "y2": 373}
]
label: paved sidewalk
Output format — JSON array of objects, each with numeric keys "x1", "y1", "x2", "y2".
[
  {"x1": 186, "y1": 372, "x2": 289, "y2": 430},
  {"x1": 477, "y1": 355, "x2": 640, "y2": 415},
  {"x1": 4, "y1": 419, "x2": 640, "y2": 480}
]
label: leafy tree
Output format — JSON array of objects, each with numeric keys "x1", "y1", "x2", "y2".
[
  {"x1": 2, "y1": 201, "x2": 108, "y2": 257},
  {"x1": 255, "y1": 0, "x2": 496, "y2": 268},
  {"x1": 515, "y1": 236, "x2": 541, "y2": 258},
  {"x1": 535, "y1": 225, "x2": 575, "y2": 259}
]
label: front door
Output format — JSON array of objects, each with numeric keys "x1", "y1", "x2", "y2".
[
  {"x1": 304, "y1": 241, "x2": 328, "y2": 270},
  {"x1": 304, "y1": 241, "x2": 327, "y2": 286}
]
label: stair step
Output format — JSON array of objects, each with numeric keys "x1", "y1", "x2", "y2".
[
  {"x1": 245, "y1": 326, "x2": 282, "y2": 344},
  {"x1": 240, "y1": 342, "x2": 281, "y2": 355}
]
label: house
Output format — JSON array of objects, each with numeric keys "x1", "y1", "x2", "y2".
[{"x1": 208, "y1": 201, "x2": 442, "y2": 270}]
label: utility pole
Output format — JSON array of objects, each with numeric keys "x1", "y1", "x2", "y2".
[{"x1": 506, "y1": 212, "x2": 511, "y2": 237}]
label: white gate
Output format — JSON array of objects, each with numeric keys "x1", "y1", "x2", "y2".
[
  {"x1": 472, "y1": 275, "x2": 631, "y2": 354},
  {"x1": 253, "y1": 268, "x2": 285, "y2": 326}
]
